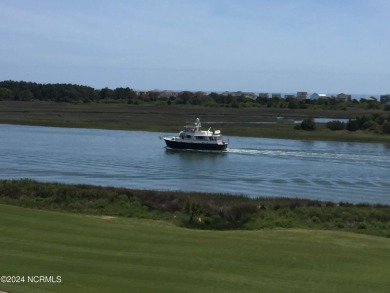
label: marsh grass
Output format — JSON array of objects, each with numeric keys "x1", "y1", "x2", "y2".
[
  {"x1": 1, "y1": 179, "x2": 389, "y2": 237},
  {"x1": 1, "y1": 101, "x2": 389, "y2": 142}
]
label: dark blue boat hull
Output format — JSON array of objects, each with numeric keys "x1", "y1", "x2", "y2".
[{"x1": 164, "y1": 139, "x2": 228, "y2": 151}]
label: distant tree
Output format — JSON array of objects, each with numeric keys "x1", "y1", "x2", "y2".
[
  {"x1": 175, "y1": 91, "x2": 193, "y2": 104},
  {"x1": 0, "y1": 88, "x2": 14, "y2": 100},
  {"x1": 367, "y1": 100, "x2": 380, "y2": 109},
  {"x1": 147, "y1": 91, "x2": 160, "y2": 102},
  {"x1": 20, "y1": 89, "x2": 34, "y2": 101},
  {"x1": 256, "y1": 95, "x2": 268, "y2": 105},
  {"x1": 99, "y1": 87, "x2": 114, "y2": 100},
  {"x1": 189, "y1": 94, "x2": 216, "y2": 106},
  {"x1": 0, "y1": 80, "x2": 99, "y2": 103},
  {"x1": 208, "y1": 92, "x2": 220, "y2": 100},
  {"x1": 287, "y1": 100, "x2": 299, "y2": 109},
  {"x1": 230, "y1": 99, "x2": 240, "y2": 108}
]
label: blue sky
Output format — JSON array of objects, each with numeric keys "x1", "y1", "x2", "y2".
[{"x1": 1, "y1": 0, "x2": 389, "y2": 94}]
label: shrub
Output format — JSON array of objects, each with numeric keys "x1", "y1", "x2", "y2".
[
  {"x1": 299, "y1": 118, "x2": 316, "y2": 131},
  {"x1": 372, "y1": 114, "x2": 385, "y2": 125},
  {"x1": 326, "y1": 120, "x2": 345, "y2": 131},
  {"x1": 383, "y1": 121, "x2": 390, "y2": 134},
  {"x1": 356, "y1": 115, "x2": 372, "y2": 129},
  {"x1": 288, "y1": 100, "x2": 298, "y2": 109},
  {"x1": 95, "y1": 199, "x2": 107, "y2": 210},
  {"x1": 357, "y1": 222, "x2": 367, "y2": 230},
  {"x1": 221, "y1": 203, "x2": 258, "y2": 222},
  {"x1": 346, "y1": 119, "x2": 360, "y2": 131},
  {"x1": 334, "y1": 218, "x2": 345, "y2": 228},
  {"x1": 361, "y1": 120, "x2": 378, "y2": 130},
  {"x1": 311, "y1": 216, "x2": 321, "y2": 224},
  {"x1": 185, "y1": 202, "x2": 203, "y2": 223}
]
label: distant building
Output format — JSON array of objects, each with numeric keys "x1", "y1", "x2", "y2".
[
  {"x1": 336, "y1": 93, "x2": 352, "y2": 102},
  {"x1": 241, "y1": 92, "x2": 257, "y2": 99},
  {"x1": 221, "y1": 91, "x2": 241, "y2": 97},
  {"x1": 284, "y1": 94, "x2": 296, "y2": 99},
  {"x1": 193, "y1": 91, "x2": 207, "y2": 96},
  {"x1": 221, "y1": 91, "x2": 256, "y2": 99},
  {"x1": 258, "y1": 93, "x2": 269, "y2": 99},
  {"x1": 296, "y1": 91, "x2": 308, "y2": 100},
  {"x1": 271, "y1": 93, "x2": 282, "y2": 99},
  {"x1": 380, "y1": 94, "x2": 390, "y2": 104},
  {"x1": 157, "y1": 90, "x2": 180, "y2": 99},
  {"x1": 310, "y1": 93, "x2": 327, "y2": 100}
]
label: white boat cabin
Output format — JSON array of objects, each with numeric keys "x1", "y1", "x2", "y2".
[{"x1": 178, "y1": 119, "x2": 223, "y2": 142}]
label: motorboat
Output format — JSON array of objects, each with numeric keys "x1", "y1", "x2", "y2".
[{"x1": 162, "y1": 118, "x2": 228, "y2": 151}]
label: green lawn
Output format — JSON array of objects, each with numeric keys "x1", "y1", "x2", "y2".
[{"x1": 1, "y1": 204, "x2": 389, "y2": 293}]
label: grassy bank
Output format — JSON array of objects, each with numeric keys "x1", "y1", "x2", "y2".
[
  {"x1": 1, "y1": 101, "x2": 389, "y2": 142},
  {"x1": 1, "y1": 203, "x2": 390, "y2": 293},
  {"x1": 1, "y1": 179, "x2": 389, "y2": 238}
]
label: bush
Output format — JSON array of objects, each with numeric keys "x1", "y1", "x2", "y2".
[
  {"x1": 358, "y1": 222, "x2": 367, "y2": 230},
  {"x1": 334, "y1": 218, "x2": 345, "y2": 228},
  {"x1": 372, "y1": 114, "x2": 385, "y2": 125},
  {"x1": 311, "y1": 216, "x2": 321, "y2": 224},
  {"x1": 383, "y1": 121, "x2": 390, "y2": 134},
  {"x1": 221, "y1": 203, "x2": 258, "y2": 222},
  {"x1": 356, "y1": 115, "x2": 372, "y2": 129},
  {"x1": 298, "y1": 118, "x2": 316, "y2": 131},
  {"x1": 361, "y1": 120, "x2": 378, "y2": 130},
  {"x1": 346, "y1": 119, "x2": 360, "y2": 131},
  {"x1": 326, "y1": 120, "x2": 345, "y2": 131}
]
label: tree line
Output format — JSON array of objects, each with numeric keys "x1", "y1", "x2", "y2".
[
  {"x1": 0, "y1": 80, "x2": 137, "y2": 103},
  {"x1": 0, "y1": 80, "x2": 389, "y2": 111}
]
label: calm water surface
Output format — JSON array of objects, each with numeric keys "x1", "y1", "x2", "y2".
[{"x1": 1, "y1": 124, "x2": 389, "y2": 204}]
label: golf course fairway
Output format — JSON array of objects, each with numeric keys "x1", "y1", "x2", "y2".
[{"x1": 1, "y1": 204, "x2": 389, "y2": 292}]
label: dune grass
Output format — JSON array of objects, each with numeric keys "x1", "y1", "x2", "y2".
[{"x1": 1, "y1": 204, "x2": 389, "y2": 293}]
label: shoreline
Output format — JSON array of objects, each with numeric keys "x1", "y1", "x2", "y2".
[{"x1": 1, "y1": 179, "x2": 389, "y2": 238}]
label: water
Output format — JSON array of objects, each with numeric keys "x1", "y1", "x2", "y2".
[{"x1": 1, "y1": 124, "x2": 389, "y2": 204}]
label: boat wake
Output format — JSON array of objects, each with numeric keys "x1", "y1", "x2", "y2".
[{"x1": 228, "y1": 148, "x2": 389, "y2": 165}]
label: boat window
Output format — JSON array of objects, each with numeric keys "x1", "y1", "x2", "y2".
[
  {"x1": 195, "y1": 136, "x2": 206, "y2": 140},
  {"x1": 186, "y1": 135, "x2": 192, "y2": 139}
]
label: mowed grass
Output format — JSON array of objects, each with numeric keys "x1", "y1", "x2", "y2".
[{"x1": 1, "y1": 204, "x2": 389, "y2": 293}]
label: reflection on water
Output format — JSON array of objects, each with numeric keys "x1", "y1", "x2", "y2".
[{"x1": 1, "y1": 124, "x2": 389, "y2": 205}]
